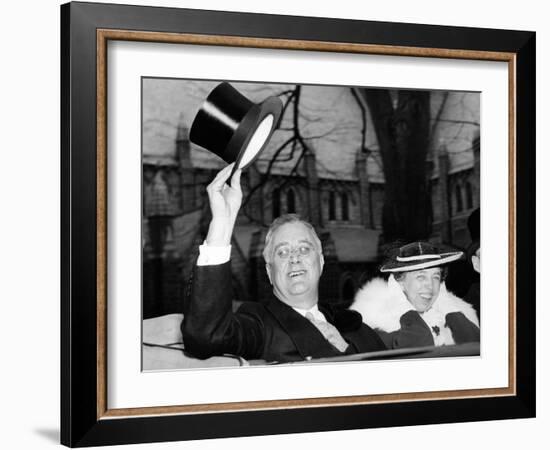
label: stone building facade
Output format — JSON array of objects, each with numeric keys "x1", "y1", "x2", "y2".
[{"x1": 142, "y1": 123, "x2": 480, "y2": 318}]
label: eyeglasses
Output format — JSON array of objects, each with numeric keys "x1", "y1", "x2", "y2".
[{"x1": 275, "y1": 244, "x2": 314, "y2": 259}]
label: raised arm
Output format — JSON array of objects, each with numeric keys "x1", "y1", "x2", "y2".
[
  {"x1": 181, "y1": 165, "x2": 265, "y2": 360},
  {"x1": 204, "y1": 163, "x2": 242, "y2": 247}
]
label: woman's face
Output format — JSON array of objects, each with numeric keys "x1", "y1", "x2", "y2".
[{"x1": 398, "y1": 267, "x2": 442, "y2": 313}]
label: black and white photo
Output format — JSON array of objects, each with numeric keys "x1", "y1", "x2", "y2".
[{"x1": 141, "y1": 78, "x2": 482, "y2": 369}]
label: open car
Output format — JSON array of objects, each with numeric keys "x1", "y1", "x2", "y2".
[{"x1": 143, "y1": 313, "x2": 480, "y2": 370}]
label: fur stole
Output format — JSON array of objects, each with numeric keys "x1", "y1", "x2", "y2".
[{"x1": 351, "y1": 276, "x2": 479, "y2": 346}]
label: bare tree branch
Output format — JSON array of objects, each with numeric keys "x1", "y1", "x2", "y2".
[
  {"x1": 351, "y1": 87, "x2": 368, "y2": 152},
  {"x1": 433, "y1": 119, "x2": 480, "y2": 127},
  {"x1": 428, "y1": 92, "x2": 449, "y2": 155}
]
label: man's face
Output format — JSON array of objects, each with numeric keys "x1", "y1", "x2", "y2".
[
  {"x1": 397, "y1": 267, "x2": 442, "y2": 313},
  {"x1": 265, "y1": 222, "x2": 324, "y2": 309}
]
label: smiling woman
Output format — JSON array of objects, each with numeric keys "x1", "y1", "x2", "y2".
[
  {"x1": 351, "y1": 241, "x2": 480, "y2": 349},
  {"x1": 395, "y1": 267, "x2": 444, "y2": 312}
]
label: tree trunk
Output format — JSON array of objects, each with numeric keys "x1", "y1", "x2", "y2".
[{"x1": 359, "y1": 89, "x2": 432, "y2": 242}]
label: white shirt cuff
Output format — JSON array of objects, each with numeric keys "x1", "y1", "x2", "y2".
[{"x1": 196, "y1": 242, "x2": 232, "y2": 266}]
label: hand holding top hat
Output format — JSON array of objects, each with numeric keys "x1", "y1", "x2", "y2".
[
  {"x1": 204, "y1": 163, "x2": 243, "y2": 246},
  {"x1": 190, "y1": 82, "x2": 283, "y2": 178},
  {"x1": 191, "y1": 82, "x2": 282, "y2": 246}
]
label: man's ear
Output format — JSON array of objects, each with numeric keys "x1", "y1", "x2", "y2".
[
  {"x1": 319, "y1": 253, "x2": 325, "y2": 273},
  {"x1": 471, "y1": 255, "x2": 480, "y2": 273},
  {"x1": 265, "y1": 264, "x2": 273, "y2": 285}
]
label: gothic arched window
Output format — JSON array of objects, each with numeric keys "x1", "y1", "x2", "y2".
[
  {"x1": 341, "y1": 192, "x2": 349, "y2": 221},
  {"x1": 455, "y1": 184, "x2": 463, "y2": 213},
  {"x1": 465, "y1": 182, "x2": 474, "y2": 210},
  {"x1": 272, "y1": 188, "x2": 281, "y2": 220},
  {"x1": 329, "y1": 191, "x2": 336, "y2": 220},
  {"x1": 286, "y1": 188, "x2": 296, "y2": 214}
]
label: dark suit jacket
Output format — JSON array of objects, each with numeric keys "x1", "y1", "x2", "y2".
[{"x1": 181, "y1": 262, "x2": 386, "y2": 362}]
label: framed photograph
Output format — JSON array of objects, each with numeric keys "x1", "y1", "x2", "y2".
[{"x1": 61, "y1": 1, "x2": 535, "y2": 447}]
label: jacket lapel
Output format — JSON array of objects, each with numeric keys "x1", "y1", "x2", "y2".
[
  {"x1": 320, "y1": 305, "x2": 370, "y2": 354},
  {"x1": 265, "y1": 297, "x2": 342, "y2": 359}
]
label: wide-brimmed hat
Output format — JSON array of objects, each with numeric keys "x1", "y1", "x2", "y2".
[
  {"x1": 190, "y1": 82, "x2": 283, "y2": 176},
  {"x1": 380, "y1": 241, "x2": 463, "y2": 273}
]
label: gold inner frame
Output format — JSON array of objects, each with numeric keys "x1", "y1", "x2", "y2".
[{"x1": 96, "y1": 29, "x2": 517, "y2": 420}]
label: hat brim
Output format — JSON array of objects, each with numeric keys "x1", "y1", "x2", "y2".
[
  {"x1": 380, "y1": 251, "x2": 463, "y2": 273},
  {"x1": 227, "y1": 96, "x2": 283, "y2": 177}
]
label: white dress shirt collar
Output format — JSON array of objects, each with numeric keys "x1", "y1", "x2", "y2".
[{"x1": 292, "y1": 304, "x2": 327, "y2": 323}]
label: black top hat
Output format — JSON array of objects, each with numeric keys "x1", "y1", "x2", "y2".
[
  {"x1": 190, "y1": 82, "x2": 283, "y2": 175},
  {"x1": 380, "y1": 241, "x2": 463, "y2": 273}
]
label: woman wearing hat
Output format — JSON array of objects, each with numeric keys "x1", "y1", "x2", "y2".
[{"x1": 350, "y1": 242, "x2": 480, "y2": 349}]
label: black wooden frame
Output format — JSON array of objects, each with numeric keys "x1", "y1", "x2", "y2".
[{"x1": 61, "y1": 1, "x2": 535, "y2": 447}]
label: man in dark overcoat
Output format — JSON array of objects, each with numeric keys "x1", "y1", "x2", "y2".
[{"x1": 181, "y1": 164, "x2": 386, "y2": 362}]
